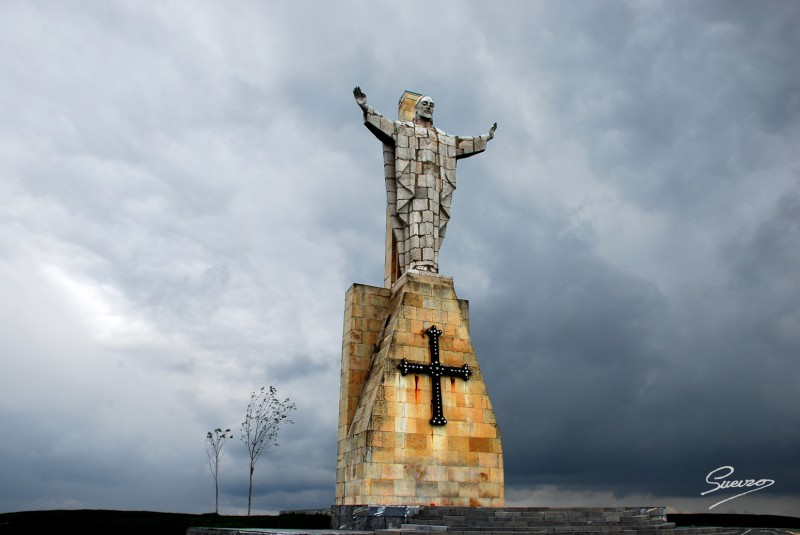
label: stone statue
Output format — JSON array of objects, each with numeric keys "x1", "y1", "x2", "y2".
[{"x1": 354, "y1": 87, "x2": 496, "y2": 283}]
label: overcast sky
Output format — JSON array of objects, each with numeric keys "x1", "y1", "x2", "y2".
[{"x1": 1, "y1": 0, "x2": 798, "y2": 517}]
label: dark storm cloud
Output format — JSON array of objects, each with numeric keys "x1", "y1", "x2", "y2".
[
  {"x1": 457, "y1": 201, "x2": 671, "y2": 482},
  {"x1": 728, "y1": 187, "x2": 800, "y2": 292}
]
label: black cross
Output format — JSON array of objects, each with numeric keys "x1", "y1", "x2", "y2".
[{"x1": 397, "y1": 325, "x2": 472, "y2": 426}]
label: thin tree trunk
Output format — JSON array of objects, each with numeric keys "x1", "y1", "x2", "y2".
[
  {"x1": 215, "y1": 478, "x2": 219, "y2": 514},
  {"x1": 247, "y1": 464, "x2": 254, "y2": 516}
]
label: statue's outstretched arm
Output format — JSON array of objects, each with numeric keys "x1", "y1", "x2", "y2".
[
  {"x1": 456, "y1": 122, "x2": 497, "y2": 159},
  {"x1": 354, "y1": 86, "x2": 395, "y2": 144}
]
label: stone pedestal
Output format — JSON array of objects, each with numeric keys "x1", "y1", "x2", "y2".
[{"x1": 335, "y1": 271, "x2": 504, "y2": 507}]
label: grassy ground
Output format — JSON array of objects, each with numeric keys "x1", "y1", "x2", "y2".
[{"x1": 0, "y1": 510, "x2": 331, "y2": 535}]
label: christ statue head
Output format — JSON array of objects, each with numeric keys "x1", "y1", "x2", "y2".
[{"x1": 415, "y1": 96, "x2": 435, "y2": 123}]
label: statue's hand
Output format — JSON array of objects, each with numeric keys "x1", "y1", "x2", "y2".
[
  {"x1": 488, "y1": 122, "x2": 497, "y2": 140},
  {"x1": 353, "y1": 86, "x2": 368, "y2": 110}
]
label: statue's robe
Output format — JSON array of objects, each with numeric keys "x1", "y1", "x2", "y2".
[{"x1": 361, "y1": 105, "x2": 490, "y2": 275}]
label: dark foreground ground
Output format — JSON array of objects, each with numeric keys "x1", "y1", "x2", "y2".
[
  {"x1": 0, "y1": 510, "x2": 330, "y2": 535},
  {"x1": 0, "y1": 510, "x2": 797, "y2": 535}
]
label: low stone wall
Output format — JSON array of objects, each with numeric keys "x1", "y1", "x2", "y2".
[{"x1": 331, "y1": 505, "x2": 420, "y2": 530}]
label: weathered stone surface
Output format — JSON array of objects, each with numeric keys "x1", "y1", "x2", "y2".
[{"x1": 336, "y1": 272, "x2": 503, "y2": 507}]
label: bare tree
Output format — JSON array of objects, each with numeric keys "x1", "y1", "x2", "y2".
[
  {"x1": 240, "y1": 386, "x2": 296, "y2": 516},
  {"x1": 206, "y1": 427, "x2": 232, "y2": 514}
]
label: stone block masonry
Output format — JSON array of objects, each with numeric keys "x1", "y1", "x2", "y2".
[{"x1": 335, "y1": 271, "x2": 503, "y2": 507}]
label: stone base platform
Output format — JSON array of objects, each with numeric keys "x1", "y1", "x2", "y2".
[
  {"x1": 330, "y1": 505, "x2": 739, "y2": 535},
  {"x1": 336, "y1": 273, "x2": 503, "y2": 507}
]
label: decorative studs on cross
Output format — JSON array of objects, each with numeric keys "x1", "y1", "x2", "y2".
[{"x1": 397, "y1": 325, "x2": 471, "y2": 426}]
